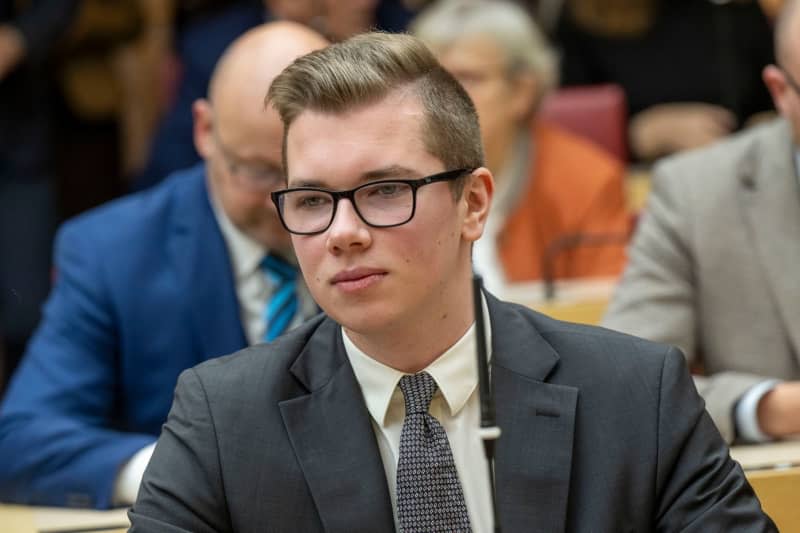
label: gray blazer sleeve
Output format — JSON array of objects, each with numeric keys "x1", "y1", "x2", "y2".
[
  {"x1": 129, "y1": 368, "x2": 232, "y2": 533},
  {"x1": 602, "y1": 164, "x2": 768, "y2": 443}
]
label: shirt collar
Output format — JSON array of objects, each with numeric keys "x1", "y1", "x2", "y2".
[
  {"x1": 344, "y1": 295, "x2": 493, "y2": 427},
  {"x1": 209, "y1": 187, "x2": 267, "y2": 279}
]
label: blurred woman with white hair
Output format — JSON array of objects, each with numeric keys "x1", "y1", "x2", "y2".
[{"x1": 412, "y1": 0, "x2": 630, "y2": 295}]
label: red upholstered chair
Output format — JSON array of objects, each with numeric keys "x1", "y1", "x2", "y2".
[{"x1": 538, "y1": 84, "x2": 628, "y2": 161}]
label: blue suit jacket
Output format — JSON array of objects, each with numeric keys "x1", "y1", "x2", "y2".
[{"x1": 0, "y1": 164, "x2": 248, "y2": 508}]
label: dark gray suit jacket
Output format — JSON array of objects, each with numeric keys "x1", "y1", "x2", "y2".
[{"x1": 129, "y1": 295, "x2": 775, "y2": 532}]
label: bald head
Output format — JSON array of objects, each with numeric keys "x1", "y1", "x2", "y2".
[
  {"x1": 193, "y1": 21, "x2": 327, "y2": 252},
  {"x1": 209, "y1": 21, "x2": 329, "y2": 109},
  {"x1": 764, "y1": 0, "x2": 800, "y2": 144},
  {"x1": 775, "y1": 0, "x2": 800, "y2": 64}
]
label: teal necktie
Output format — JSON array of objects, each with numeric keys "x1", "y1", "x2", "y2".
[{"x1": 261, "y1": 253, "x2": 299, "y2": 342}]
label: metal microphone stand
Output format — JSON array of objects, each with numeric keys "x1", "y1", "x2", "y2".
[{"x1": 472, "y1": 273, "x2": 502, "y2": 533}]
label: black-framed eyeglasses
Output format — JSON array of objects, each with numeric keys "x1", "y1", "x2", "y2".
[
  {"x1": 271, "y1": 168, "x2": 474, "y2": 235},
  {"x1": 211, "y1": 127, "x2": 283, "y2": 192},
  {"x1": 780, "y1": 65, "x2": 800, "y2": 95}
]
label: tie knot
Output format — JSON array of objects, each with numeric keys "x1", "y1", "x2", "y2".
[
  {"x1": 261, "y1": 253, "x2": 297, "y2": 283},
  {"x1": 398, "y1": 372, "x2": 438, "y2": 415}
]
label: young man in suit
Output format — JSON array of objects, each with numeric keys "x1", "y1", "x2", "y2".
[
  {"x1": 603, "y1": 0, "x2": 800, "y2": 445},
  {"x1": 0, "y1": 22, "x2": 327, "y2": 509},
  {"x1": 130, "y1": 32, "x2": 774, "y2": 532}
]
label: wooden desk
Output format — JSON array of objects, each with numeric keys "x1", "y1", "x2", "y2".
[
  {"x1": 731, "y1": 438, "x2": 800, "y2": 470},
  {"x1": 746, "y1": 468, "x2": 800, "y2": 532},
  {"x1": 1, "y1": 444, "x2": 797, "y2": 533},
  {"x1": 625, "y1": 167, "x2": 652, "y2": 213},
  {"x1": 0, "y1": 504, "x2": 129, "y2": 533},
  {"x1": 731, "y1": 440, "x2": 800, "y2": 532},
  {"x1": 503, "y1": 277, "x2": 616, "y2": 325}
]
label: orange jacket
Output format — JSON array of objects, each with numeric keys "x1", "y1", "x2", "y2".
[{"x1": 498, "y1": 123, "x2": 630, "y2": 282}]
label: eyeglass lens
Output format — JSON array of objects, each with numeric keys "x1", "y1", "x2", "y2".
[{"x1": 280, "y1": 181, "x2": 415, "y2": 233}]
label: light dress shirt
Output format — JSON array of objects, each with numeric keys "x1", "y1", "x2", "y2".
[
  {"x1": 112, "y1": 188, "x2": 316, "y2": 504},
  {"x1": 473, "y1": 132, "x2": 531, "y2": 297},
  {"x1": 343, "y1": 298, "x2": 495, "y2": 533},
  {"x1": 734, "y1": 148, "x2": 800, "y2": 442}
]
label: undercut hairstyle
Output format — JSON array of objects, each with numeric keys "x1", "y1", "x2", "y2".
[{"x1": 266, "y1": 32, "x2": 484, "y2": 195}]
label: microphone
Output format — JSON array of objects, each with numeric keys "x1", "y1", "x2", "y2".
[
  {"x1": 540, "y1": 231, "x2": 631, "y2": 301},
  {"x1": 472, "y1": 273, "x2": 502, "y2": 533}
]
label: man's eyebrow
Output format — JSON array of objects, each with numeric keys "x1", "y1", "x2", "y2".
[
  {"x1": 288, "y1": 166, "x2": 421, "y2": 189},
  {"x1": 288, "y1": 178, "x2": 326, "y2": 188},
  {"x1": 360, "y1": 165, "x2": 420, "y2": 181}
]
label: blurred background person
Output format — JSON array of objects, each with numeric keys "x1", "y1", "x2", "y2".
[
  {"x1": 515, "y1": 0, "x2": 570, "y2": 36},
  {"x1": 135, "y1": 0, "x2": 419, "y2": 191},
  {"x1": 603, "y1": 0, "x2": 800, "y2": 444},
  {"x1": 0, "y1": 22, "x2": 326, "y2": 509},
  {"x1": 761, "y1": 0, "x2": 787, "y2": 20},
  {"x1": 0, "y1": 0, "x2": 79, "y2": 393},
  {"x1": 557, "y1": 0, "x2": 775, "y2": 161},
  {"x1": 52, "y1": 0, "x2": 171, "y2": 221},
  {"x1": 412, "y1": 0, "x2": 630, "y2": 295},
  {"x1": 133, "y1": 0, "x2": 290, "y2": 191},
  {"x1": 312, "y1": 0, "x2": 416, "y2": 41}
]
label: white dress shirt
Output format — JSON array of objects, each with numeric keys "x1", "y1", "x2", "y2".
[{"x1": 343, "y1": 300, "x2": 495, "y2": 533}]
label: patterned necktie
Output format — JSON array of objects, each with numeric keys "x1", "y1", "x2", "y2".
[
  {"x1": 260, "y1": 253, "x2": 299, "y2": 342},
  {"x1": 396, "y1": 372, "x2": 472, "y2": 533}
]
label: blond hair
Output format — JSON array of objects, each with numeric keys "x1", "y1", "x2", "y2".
[{"x1": 267, "y1": 31, "x2": 484, "y2": 191}]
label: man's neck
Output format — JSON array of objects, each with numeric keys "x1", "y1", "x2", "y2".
[{"x1": 345, "y1": 322, "x2": 472, "y2": 374}]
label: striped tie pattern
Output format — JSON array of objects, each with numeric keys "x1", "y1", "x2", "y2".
[
  {"x1": 261, "y1": 253, "x2": 299, "y2": 342},
  {"x1": 396, "y1": 372, "x2": 472, "y2": 533}
]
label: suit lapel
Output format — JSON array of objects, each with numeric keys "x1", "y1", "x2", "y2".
[
  {"x1": 738, "y1": 121, "x2": 800, "y2": 359},
  {"x1": 487, "y1": 295, "x2": 578, "y2": 533},
  {"x1": 280, "y1": 319, "x2": 395, "y2": 533},
  {"x1": 169, "y1": 165, "x2": 247, "y2": 361},
  {"x1": 277, "y1": 296, "x2": 576, "y2": 532}
]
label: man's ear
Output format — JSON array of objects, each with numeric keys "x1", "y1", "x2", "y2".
[
  {"x1": 193, "y1": 98, "x2": 214, "y2": 159},
  {"x1": 461, "y1": 167, "x2": 494, "y2": 243},
  {"x1": 763, "y1": 65, "x2": 789, "y2": 115}
]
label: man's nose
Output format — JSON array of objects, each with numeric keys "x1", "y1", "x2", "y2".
[{"x1": 326, "y1": 199, "x2": 372, "y2": 253}]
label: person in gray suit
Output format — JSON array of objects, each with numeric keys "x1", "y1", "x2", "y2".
[
  {"x1": 129, "y1": 32, "x2": 773, "y2": 532},
  {"x1": 604, "y1": 0, "x2": 800, "y2": 445}
]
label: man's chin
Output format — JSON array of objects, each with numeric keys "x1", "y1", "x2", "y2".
[{"x1": 332, "y1": 305, "x2": 398, "y2": 338}]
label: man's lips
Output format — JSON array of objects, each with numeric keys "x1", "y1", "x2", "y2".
[{"x1": 330, "y1": 267, "x2": 387, "y2": 291}]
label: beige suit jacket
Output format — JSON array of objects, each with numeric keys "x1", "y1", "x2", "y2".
[{"x1": 603, "y1": 119, "x2": 800, "y2": 442}]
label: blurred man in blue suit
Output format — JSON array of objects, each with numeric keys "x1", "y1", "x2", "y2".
[
  {"x1": 135, "y1": 0, "x2": 417, "y2": 190},
  {"x1": 0, "y1": 21, "x2": 327, "y2": 509}
]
